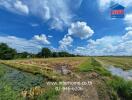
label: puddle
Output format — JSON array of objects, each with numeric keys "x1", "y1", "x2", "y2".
[{"x1": 108, "y1": 65, "x2": 132, "y2": 80}]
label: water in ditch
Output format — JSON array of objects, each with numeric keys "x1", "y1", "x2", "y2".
[{"x1": 108, "y1": 65, "x2": 132, "y2": 80}]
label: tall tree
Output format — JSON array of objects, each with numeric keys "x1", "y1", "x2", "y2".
[
  {"x1": 38, "y1": 48, "x2": 52, "y2": 58},
  {"x1": 0, "y1": 43, "x2": 16, "y2": 60}
]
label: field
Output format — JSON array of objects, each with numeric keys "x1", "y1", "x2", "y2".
[
  {"x1": 96, "y1": 57, "x2": 132, "y2": 70},
  {"x1": 0, "y1": 57, "x2": 132, "y2": 100}
]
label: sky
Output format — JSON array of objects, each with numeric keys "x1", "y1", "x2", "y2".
[{"x1": 0, "y1": 0, "x2": 132, "y2": 55}]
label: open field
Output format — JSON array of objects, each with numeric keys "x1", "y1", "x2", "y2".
[
  {"x1": 96, "y1": 57, "x2": 132, "y2": 70},
  {"x1": 0, "y1": 57, "x2": 132, "y2": 100},
  {"x1": 0, "y1": 57, "x2": 88, "y2": 80}
]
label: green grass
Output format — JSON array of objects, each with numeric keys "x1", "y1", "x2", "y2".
[
  {"x1": 38, "y1": 86, "x2": 60, "y2": 100},
  {"x1": 107, "y1": 76, "x2": 132, "y2": 100},
  {"x1": 0, "y1": 81, "x2": 23, "y2": 100},
  {"x1": 79, "y1": 57, "x2": 132, "y2": 100},
  {"x1": 0, "y1": 62, "x2": 61, "y2": 100},
  {"x1": 79, "y1": 58, "x2": 111, "y2": 76}
]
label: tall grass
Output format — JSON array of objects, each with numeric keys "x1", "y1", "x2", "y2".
[{"x1": 107, "y1": 76, "x2": 132, "y2": 100}]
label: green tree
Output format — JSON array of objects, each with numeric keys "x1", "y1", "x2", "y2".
[
  {"x1": 38, "y1": 48, "x2": 52, "y2": 58},
  {"x1": 16, "y1": 52, "x2": 33, "y2": 58},
  {"x1": 52, "y1": 52, "x2": 59, "y2": 57},
  {"x1": 58, "y1": 51, "x2": 70, "y2": 57},
  {"x1": 0, "y1": 43, "x2": 16, "y2": 60}
]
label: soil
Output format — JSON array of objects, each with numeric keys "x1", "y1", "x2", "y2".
[{"x1": 53, "y1": 64, "x2": 110, "y2": 100}]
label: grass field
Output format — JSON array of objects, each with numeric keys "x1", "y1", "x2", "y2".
[
  {"x1": 0, "y1": 57, "x2": 132, "y2": 100},
  {"x1": 96, "y1": 57, "x2": 132, "y2": 70}
]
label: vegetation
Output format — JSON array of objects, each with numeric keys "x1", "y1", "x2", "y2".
[
  {"x1": 78, "y1": 57, "x2": 132, "y2": 100},
  {"x1": 0, "y1": 43, "x2": 132, "y2": 100},
  {"x1": 38, "y1": 86, "x2": 60, "y2": 100},
  {"x1": 0, "y1": 43, "x2": 16, "y2": 60},
  {"x1": 37, "y1": 48, "x2": 52, "y2": 58},
  {"x1": 96, "y1": 57, "x2": 132, "y2": 70},
  {"x1": 0, "y1": 82, "x2": 23, "y2": 100},
  {"x1": 79, "y1": 58, "x2": 111, "y2": 76},
  {"x1": 107, "y1": 76, "x2": 132, "y2": 100},
  {"x1": 0, "y1": 43, "x2": 77, "y2": 60}
]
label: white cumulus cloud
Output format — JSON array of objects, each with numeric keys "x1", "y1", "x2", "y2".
[
  {"x1": 68, "y1": 21, "x2": 94, "y2": 39},
  {"x1": 59, "y1": 35, "x2": 73, "y2": 50},
  {"x1": 74, "y1": 30, "x2": 132, "y2": 56},
  {"x1": 14, "y1": 0, "x2": 29, "y2": 14},
  {"x1": 59, "y1": 21, "x2": 94, "y2": 50},
  {"x1": 33, "y1": 34, "x2": 50, "y2": 45},
  {"x1": 124, "y1": 14, "x2": 132, "y2": 26},
  {"x1": 125, "y1": 27, "x2": 132, "y2": 31},
  {"x1": 0, "y1": 34, "x2": 51, "y2": 53},
  {"x1": 0, "y1": 0, "x2": 29, "y2": 14}
]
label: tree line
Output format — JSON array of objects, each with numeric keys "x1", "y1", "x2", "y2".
[{"x1": 0, "y1": 43, "x2": 78, "y2": 60}]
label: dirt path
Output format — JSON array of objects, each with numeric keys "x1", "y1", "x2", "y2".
[{"x1": 53, "y1": 64, "x2": 110, "y2": 100}]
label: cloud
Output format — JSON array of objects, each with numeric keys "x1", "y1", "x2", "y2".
[
  {"x1": 68, "y1": 21, "x2": 94, "y2": 39},
  {"x1": 59, "y1": 21, "x2": 94, "y2": 50},
  {"x1": 98, "y1": 0, "x2": 132, "y2": 10},
  {"x1": 125, "y1": 27, "x2": 132, "y2": 31},
  {"x1": 33, "y1": 34, "x2": 50, "y2": 44},
  {"x1": 124, "y1": 13, "x2": 132, "y2": 33},
  {"x1": 124, "y1": 14, "x2": 132, "y2": 26},
  {"x1": 0, "y1": 34, "x2": 51, "y2": 53},
  {"x1": 14, "y1": 0, "x2": 29, "y2": 14},
  {"x1": 25, "y1": 0, "x2": 73, "y2": 30},
  {"x1": 0, "y1": 0, "x2": 29, "y2": 14},
  {"x1": 59, "y1": 35, "x2": 73, "y2": 50},
  {"x1": 0, "y1": 0, "x2": 83, "y2": 30},
  {"x1": 48, "y1": 35, "x2": 53, "y2": 38},
  {"x1": 30, "y1": 23, "x2": 39, "y2": 27},
  {"x1": 74, "y1": 30, "x2": 132, "y2": 56},
  {"x1": 122, "y1": 31, "x2": 132, "y2": 40}
]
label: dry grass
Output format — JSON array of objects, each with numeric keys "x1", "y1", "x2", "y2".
[
  {"x1": 0, "y1": 57, "x2": 88, "y2": 80},
  {"x1": 96, "y1": 57, "x2": 132, "y2": 70}
]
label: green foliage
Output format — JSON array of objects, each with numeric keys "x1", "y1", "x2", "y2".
[
  {"x1": 79, "y1": 58, "x2": 132, "y2": 100},
  {"x1": 16, "y1": 52, "x2": 35, "y2": 58},
  {"x1": 0, "y1": 43, "x2": 16, "y2": 60},
  {"x1": 79, "y1": 58, "x2": 93, "y2": 72},
  {"x1": 37, "y1": 48, "x2": 76, "y2": 58},
  {"x1": 107, "y1": 76, "x2": 132, "y2": 100},
  {"x1": 58, "y1": 51, "x2": 72, "y2": 57},
  {"x1": 0, "y1": 82, "x2": 23, "y2": 100},
  {"x1": 0, "y1": 43, "x2": 76, "y2": 59},
  {"x1": 38, "y1": 87, "x2": 60, "y2": 100},
  {"x1": 79, "y1": 58, "x2": 111, "y2": 76},
  {"x1": 52, "y1": 52, "x2": 59, "y2": 57},
  {"x1": 37, "y1": 48, "x2": 52, "y2": 58}
]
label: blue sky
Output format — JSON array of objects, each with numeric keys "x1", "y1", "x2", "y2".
[{"x1": 0, "y1": 0, "x2": 132, "y2": 55}]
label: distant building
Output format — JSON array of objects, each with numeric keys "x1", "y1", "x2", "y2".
[{"x1": 110, "y1": 3, "x2": 125, "y2": 18}]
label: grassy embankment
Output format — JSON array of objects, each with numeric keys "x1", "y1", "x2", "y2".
[{"x1": 78, "y1": 57, "x2": 132, "y2": 100}]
